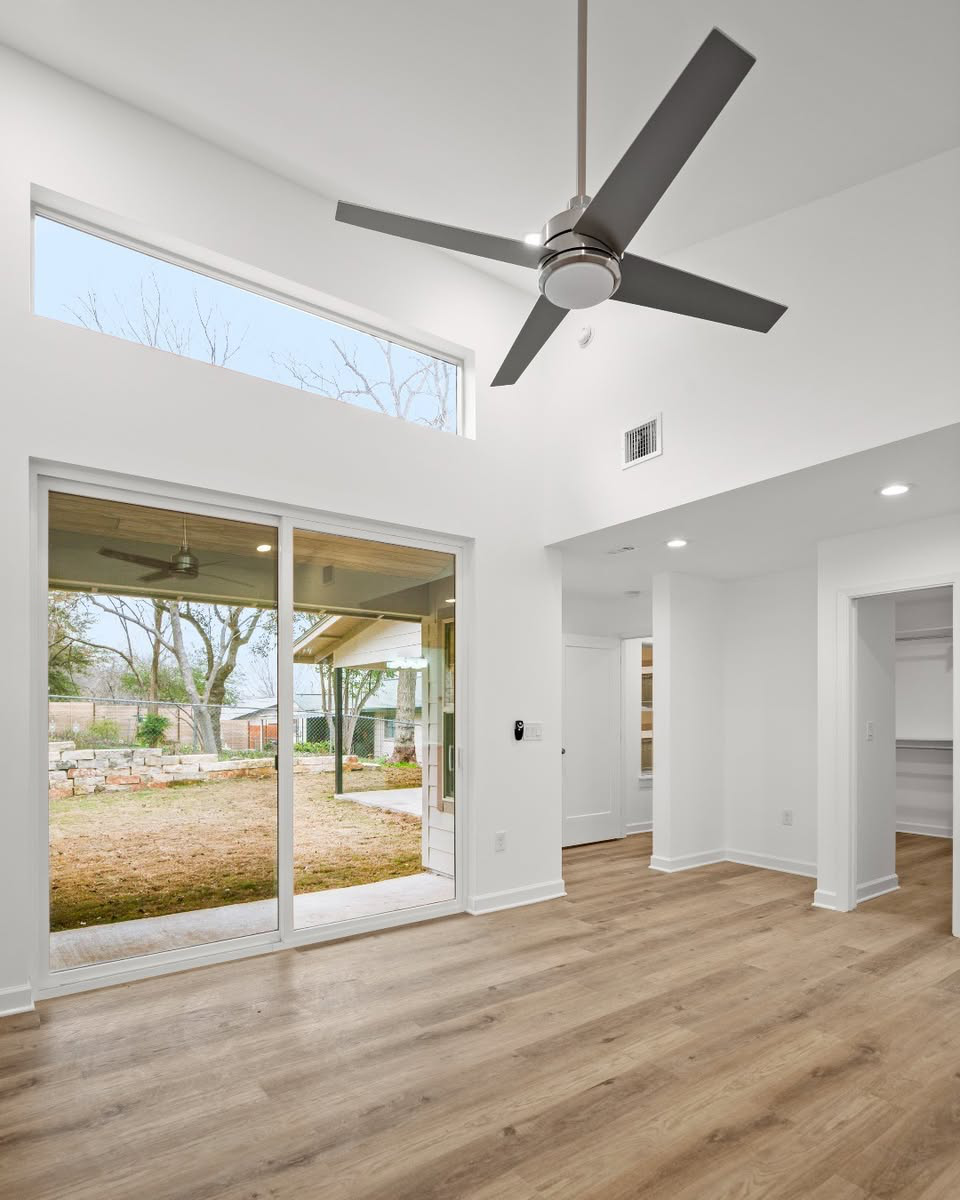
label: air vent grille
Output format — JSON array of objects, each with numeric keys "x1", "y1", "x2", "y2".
[{"x1": 622, "y1": 415, "x2": 662, "y2": 469}]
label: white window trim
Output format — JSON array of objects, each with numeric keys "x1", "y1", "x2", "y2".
[
  {"x1": 32, "y1": 460, "x2": 470, "y2": 1000},
  {"x1": 31, "y1": 185, "x2": 473, "y2": 438}
]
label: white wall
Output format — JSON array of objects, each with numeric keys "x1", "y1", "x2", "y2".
[
  {"x1": 896, "y1": 638, "x2": 953, "y2": 741},
  {"x1": 817, "y1": 514, "x2": 960, "y2": 926},
  {"x1": 621, "y1": 638, "x2": 652, "y2": 835},
  {"x1": 722, "y1": 567, "x2": 818, "y2": 876},
  {"x1": 542, "y1": 148, "x2": 960, "y2": 545},
  {"x1": 897, "y1": 747, "x2": 953, "y2": 838},
  {"x1": 854, "y1": 595, "x2": 898, "y2": 900},
  {"x1": 0, "y1": 47, "x2": 564, "y2": 1014},
  {"x1": 651, "y1": 572, "x2": 724, "y2": 870},
  {"x1": 562, "y1": 589, "x2": 651, "y2": 639}
]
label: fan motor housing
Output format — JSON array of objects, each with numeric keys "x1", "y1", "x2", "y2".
[{"x1": 538, "y1": 196, "x2": 622, "y2": 310}]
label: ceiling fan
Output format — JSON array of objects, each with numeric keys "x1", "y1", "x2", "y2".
[
  {"x1": 98, "y1": 519, "x2": 252, "y2": 588},
  {"x1": 336, "y1": 1, "x2": 786, "y2": 386}
]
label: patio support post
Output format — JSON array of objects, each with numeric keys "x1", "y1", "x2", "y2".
[{"x1": 334, "y1": 666, "x2": 344, "y2": 795}]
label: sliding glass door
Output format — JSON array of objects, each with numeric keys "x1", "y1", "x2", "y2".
[
  {"x1": 44, "y1": 485, "x2": 459, "y2": 978},
  {"x1": 47, "y1": 490, "x2": 279, "y2": 970},
  {"x1": 290, "y1": 527, "x2": 456, "y2": 929}
]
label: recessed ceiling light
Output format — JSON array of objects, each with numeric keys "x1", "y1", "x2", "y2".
[
  {"x1": 666, "y1": 538, "x2": 688, "y2": 549},
  {"x1": 523, "y1": 233, "x2": 542, "y2": 246},
  {"x1": 878, "y1": 483, "x2": 910, "y2": 497},
  {"x1": 256, "y1": 543, "x2": 272, "y2": 552}
]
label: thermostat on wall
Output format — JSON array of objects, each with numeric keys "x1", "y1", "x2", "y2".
[{"x1": 515, "y1": 721, "x2": 543, "y2": 741}]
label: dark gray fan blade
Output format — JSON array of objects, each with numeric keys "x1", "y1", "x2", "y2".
[
  {"x1": 336, "y1": 202, "x2": 544, "y2": 269},
  {"x1": 200, "y1": 573, "x2": 253, "y2": 589},
  {"x1": 615, "y1": 254, "x2": 786, "y2": 332},
  {"x1": 139, "y1": 569, "x2": 175, "y2": 582},
  {"x1": 491, "y1": 297, "x2": 567, "y2": 387},
  {"x1": 100, "y1": 547, "x2": 172, "y2": 570},
  {"x1": 576, "y1": 28, "x2": 754, "y2": 254}
]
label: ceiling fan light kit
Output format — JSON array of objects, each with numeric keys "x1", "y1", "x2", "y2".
[{"x1": 336, "y1": 0, "x2": 786, "y2": 385}]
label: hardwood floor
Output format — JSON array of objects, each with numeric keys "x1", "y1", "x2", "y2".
[{"x1": 3, "y1": 833, "x2": 959, "y2": 1199}]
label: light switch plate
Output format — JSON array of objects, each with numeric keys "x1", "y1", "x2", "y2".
[{"x1": 525, "y1": 722, "x2": 543, "y2": 741}]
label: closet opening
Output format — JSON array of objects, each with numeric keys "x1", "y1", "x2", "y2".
[{"x1": 854, "y1": 585, "x2": 954, "y2": 930}]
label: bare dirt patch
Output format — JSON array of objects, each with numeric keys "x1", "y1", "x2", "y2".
[{"x1": 49, "y1": 768, "x2": 422, "y2": 930}]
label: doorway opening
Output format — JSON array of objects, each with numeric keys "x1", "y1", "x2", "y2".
[{"x1": 854, "y1": 585, "x2": 953, "y2": 929}]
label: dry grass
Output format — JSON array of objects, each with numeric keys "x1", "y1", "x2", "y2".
[{"x1": 49, "y1": 769, "x2": 422, "y2": 930}]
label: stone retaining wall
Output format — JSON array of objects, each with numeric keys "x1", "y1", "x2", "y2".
[{"x1": 48, "y1": 742, "x2": 359, "y2": 800}]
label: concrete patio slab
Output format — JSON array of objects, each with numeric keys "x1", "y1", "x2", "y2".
[
  {"x1": 49, "y1": 871, "x2": 455, "y2": 971},
  {"x1": 334, "y1": 787, "x2": 422, "y2": 815}
]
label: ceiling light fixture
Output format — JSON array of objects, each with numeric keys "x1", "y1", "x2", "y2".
[
  {"x1": 666, "y1": 538, "x2": 688, "y2": 549},
  {"x1": 878, "y1": 483, "x2": 910, "y2": 497},
  {"x1": 256, "y1": 543, "x2": 272, "y2": 552}
]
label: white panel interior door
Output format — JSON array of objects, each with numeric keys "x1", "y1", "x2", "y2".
[{"x1": 562, "y1": 635, "x2": 622, "y2": 846}]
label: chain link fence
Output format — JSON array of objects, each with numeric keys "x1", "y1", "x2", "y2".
[{"x1": 49, "y1": 696, "x2": 421, "y2": 761}]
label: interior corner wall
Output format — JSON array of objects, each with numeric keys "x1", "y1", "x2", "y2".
[
  {"x1": 0, "y1": 47, "x2": 564, "y2": 1012},
  {"x1": 817, "y1": 513, "x2": 960, "y2": 922},
  {"x1": 721, "y1": 567, "x2": 818, "y2": 876},
  {"x1": 651, "y1": 572, "x2": 724, "y2": 870},
  {"x1": 854, "y1": 595, "x2": 897, "y2": 899}
]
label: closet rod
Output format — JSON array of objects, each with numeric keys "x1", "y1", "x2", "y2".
[{"x1": 895, "y1": 627, "x2": 953, "y2": 642}]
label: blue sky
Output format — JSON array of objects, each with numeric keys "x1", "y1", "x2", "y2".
[{"x1": 34, "y1": 216, "x2": 457, "y2": 432}]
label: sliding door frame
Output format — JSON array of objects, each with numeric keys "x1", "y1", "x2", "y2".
[{"x1": 33, "y1": 464, "x2": 468, "y2": 999}]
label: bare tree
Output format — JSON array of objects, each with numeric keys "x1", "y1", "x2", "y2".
[
  {"x1": 166, "y1": 603, "x2": 262, "y2": 751},
  {"x1": 391, "y1": 667, "x2": 418, "y2": 763},
  {"x1": 60, "y1": 596, "x2": 170, "y2": 705},
  {"x1": 65, "y1": 596, "x2": 261, "y2": 751},
  {"x1": 274, "y1": 337, "x2": 454, "y2": 429},
  {"x1": 66, "y1": 273, "x2": 246, "y2": 365}
]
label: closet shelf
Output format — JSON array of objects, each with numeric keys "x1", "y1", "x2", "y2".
[
  {"x1": 895, "y1": 627, "x2": 953, "y2": 642},
  {"x1": 896, "y1": 739, "x2": 953, "y2": 751}
]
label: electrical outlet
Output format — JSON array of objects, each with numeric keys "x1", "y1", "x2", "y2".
[
  {"x1": 782, "y1": 810, "x2": 793, "y2": 827},
  {"x1": 494, "y1": 831, "x2": 507, "y2": 853}
]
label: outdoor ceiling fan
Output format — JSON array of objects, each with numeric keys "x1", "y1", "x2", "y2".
[
  {"x1": 336, "y1": 1, "x2": 786, "y2": 386},
  {"x1": 98, "y1": 519, "x2": 251, "y2": 588}
]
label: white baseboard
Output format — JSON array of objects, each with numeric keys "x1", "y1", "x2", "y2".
[
  {"x1": 724, "y1": 849, "x2": 817, "y2": 878},
  {"x1": 856, "y1": 874, "x2": 900, "y2": 903},
  {"x1": 649, "y1": 850, "x2": 726, "y2": 873},
  {"x1": 466, "y1": 879, "x2": 566, "y2": 915},
  {"x1": 625, "y1": 821, "x2": 653, "y2": 835},
  {"x1": 0, "y1": 983, "x2": 34, "y2": 1018},
  {"x1": 896, "y1": 822, "x2": 953, "y2": 839}
]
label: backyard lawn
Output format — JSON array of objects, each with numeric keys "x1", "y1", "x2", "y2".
[{"x1": 49, "y1": 768, "x2": 422, "y2": 930}]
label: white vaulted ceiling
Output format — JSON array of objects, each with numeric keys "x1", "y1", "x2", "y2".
[{"x1": 1, "y1": 0, "x2": 958, "y2": 283}]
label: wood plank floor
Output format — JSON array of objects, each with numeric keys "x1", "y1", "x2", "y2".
[{"x1": 3, "y1": 833, "x2": 959, "y2": 1199}]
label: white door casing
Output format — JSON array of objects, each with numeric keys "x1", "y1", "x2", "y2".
[{"x1": 562, "y1": 634, "x2": 622, "y2": 847}]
